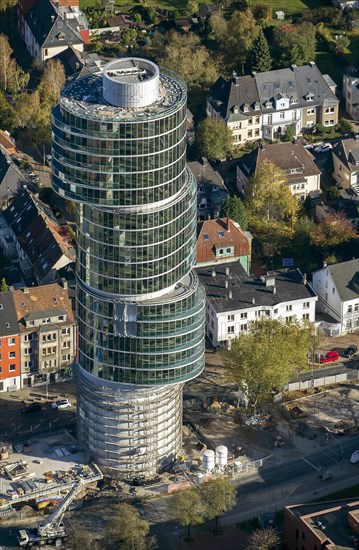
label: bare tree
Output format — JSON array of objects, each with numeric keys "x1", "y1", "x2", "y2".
[{"x1": 248, "y1": 527, "x2": 281, "y2": 550}]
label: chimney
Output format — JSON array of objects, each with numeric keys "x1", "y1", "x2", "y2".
[
  {"x1": 225, "y1": 280, "x2": 229, "y2": 289},
  {"x1": 272, "y1": 286, "x2": 276, "y2": 294},
  {"x1": 23, "y1": 287, "x2": 29, "y2": 294},
  {"x1": 260, "y1": 141, "x2": 265, "y2": 150},
  {"x1": 252, "y1": 297, "x2": 255, "y2": 305},
  {"x1": 302, "y1": 273, "x2": 307, "y2": 285},
  {"x1": 323, "y1": 262, "x2": 327, "y2": 268},
  {"x1": 225, "y1": 266, "x2": 230, "y2": 276},
  {"x1": 62, "y1": 278, "x2": 68, "y2": 289},
  {"x1": 226, "y1": 217, "x2": 230, "y2": 232},
  {"x1": 229, "y1": 290, "x2": 233, "y2": 299},
  {"x1": 211, "y1": 268, "x2": 216, "y2": 278},
  {"x1": 291, "y1": 64, "x2": 297, "y2": 70}
]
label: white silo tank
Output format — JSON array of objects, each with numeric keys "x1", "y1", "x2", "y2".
[
  {"x1": 197, "y1": 472, "x2": 204, "y2": 485},
  {"x1": 202, "y1": 449, "x2": 215, "y2": 471},
  {"x1": 215, "y1": 445, "x2": 228, "y2": 467}
]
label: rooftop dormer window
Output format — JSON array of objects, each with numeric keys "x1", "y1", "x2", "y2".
[
  {"x1": 242, "y1": 104, "x2": 249, "y2": 113},
  {"x1": 305, "y1": 93, "x2": 314, "y2": 102}
]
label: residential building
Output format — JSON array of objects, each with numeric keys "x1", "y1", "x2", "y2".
[
  {"x1": 51, "y1": 58, "x2": 205, "y2": 478},
  {"x1": 332, "y1": 0, "x2": 359, "y2": 10},
  {"x1": 12, "y1": 282, "x2": 76, "y2": 388},
  {"x1": 20, "y1": 0, "x2": 86, "y2": 66},
  {"x1": 237, "y1": 141, "x2": 321, "y2": 201},
  {"x1": 1, "y1": 188, "x2": 75, "y2": 284},
  {"x1": 207, "y1": 63, "x2": 339, "y2": 146},
  {"x1": 196, "y1": 217, "x2": 252, "y2": 273},
  {"x1": 198, "y1": 4, "x2": 217, "y2": 19},
  {"x1": 207, "y1": 74, "x2": 262, "y2": 147},
  {"x1": 196, "y1": 262, "x2": 317, "y2": 348},
  {"x1": 284, "y1": 499, "x2": 359, "y2": 549},
  {"x1": 312, "y1": 259, "x2": 359, "y2": 335},
  {"x1": 0, "y1": 292, "x2": 21, "y2": 392},
  {"x1": 332, "y1": 136, "x2": 359, "y2": 195},
  {"x1": 343, "y1": 68, "x2": 359, "y2": 120},
  {"x1": 107, "y1": 14, "x2": 133, "y2": 28},
  {"x1": 0, "y1": 152, "x2": 22, "y2": 204},
  {"x1": 188, "y1": 157, "x2": 228, "y2": 219},
  {"x1": 313, "y1": 201, "x2": 359, "y2": 231},
  {"x1": 0, "y1": 130, "x2": 17, "y2": 156}
]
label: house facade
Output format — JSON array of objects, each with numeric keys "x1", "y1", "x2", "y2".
[
  {"x1": 332, "y1": 136, "x2": 359, "y2": 195},
  {"x1": 207, "y1": 63, "x2": 339, "y2": 147},
  {"x1": 12, "y1": 283, "x2": 76, "y2": 388},
  {"x1": 0, "y1": 292, "x2": 21, "y2": 392},
  {"x1": 21, "y1": 0, "x2": 85, "y2": 66},
  {"x1": 237, "y1": 141, "x2": 321, "y2": 202},
  {"x1": 196, "y1": 217, "x2": 252, "y2": 272},
  {"x1": 343, "y1": 70, "x2": 359, "y2": 121},
  {"x1": 196, "y1": 262, "x2": 317, "y2": 348},
  {"x1": 312, "y1": 260, "x2": 359, "y2": 335}
]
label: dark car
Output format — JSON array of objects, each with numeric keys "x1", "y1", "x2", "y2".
[
  {"x1": 21, "y1": 402, "x2": 42, "y2": 414},
  {"x1": 343, "y1": 345, "x2": 358, "y2": 358}
]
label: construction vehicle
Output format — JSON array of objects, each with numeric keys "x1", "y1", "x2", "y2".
[{"x1": 17, "y1": 479, "x2": 85, "y2": 547}]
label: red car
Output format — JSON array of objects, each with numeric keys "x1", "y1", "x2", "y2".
[{"x1": 320, "y1": 350, "x2": 339, "y2": 364}]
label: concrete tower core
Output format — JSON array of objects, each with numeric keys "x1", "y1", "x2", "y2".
[{"x1": 51, "y1": 58, "x2": 205, "y2": 478}]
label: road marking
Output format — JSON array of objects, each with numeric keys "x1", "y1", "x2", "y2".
[
  {"x1": 301, "y1": 457, "x2": 322, "y2": 471},
  {"x1": 319, "y1": 447, "x2": 341, "y2": 464},
  {"x1": 32, "y1": 424, "x2": 41, "y2": 430}
]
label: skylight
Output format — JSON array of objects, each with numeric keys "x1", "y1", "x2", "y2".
[
  {"x1": 218, "y1": 231, "x2": 225, "y2": 238},
  {"x1": 203, "y1": 233, "x2": 209, "y2": 240}
]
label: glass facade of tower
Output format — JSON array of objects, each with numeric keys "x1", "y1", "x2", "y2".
[{"x1": 51, "y1": 59, "x2": 205, "y2": 476}]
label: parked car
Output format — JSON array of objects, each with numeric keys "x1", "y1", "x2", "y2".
[
  {"x1": 22, "y1": 402, "x2": 42, "y2": 414},
  {"x1": 52, "y1": 399, "x2": 71, "y2": 410},
  {"x1": 304, "y1": 144, "x2": 314, "y2": 150},
  {"x1": 343, "y1": 344, "x2": 357, "y2": 358},
  {"x1": 320, "y1": 350, "x2": 339, "y2": 363},
  {"x1": 45, "y1": 154, "x2": 52, "y2": 167},
  {"x1": 314, "y1": 143, "x2": 333, "y2": 154},
  {"x1": 350, "y1": 450, "x2": 359, "y2": 464}
]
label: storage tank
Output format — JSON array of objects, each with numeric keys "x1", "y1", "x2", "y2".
[
  {"x1": 202, "y1": 449, "x2": 215, "y2": 471},
  {"x1": 215, "y1": 445, "x2": 228, "y2": 468},
  {"x1": 197, "y1": 472, "x2": 204, "y2": 485}
]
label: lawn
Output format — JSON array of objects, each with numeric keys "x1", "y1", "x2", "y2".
[
  {"x1": 252, "y1": 0, "x2": 328, "y2": 16},
  {"x1": 80, "y1": 0, "x2": 186, "y2": 11}
]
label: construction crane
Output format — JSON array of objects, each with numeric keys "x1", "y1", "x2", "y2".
[{"x1": 17, "y1": 479, "x2": 85, "y2": 548}]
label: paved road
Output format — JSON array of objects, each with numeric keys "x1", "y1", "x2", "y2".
[
  {"x1": 141, "y1": 435, "x2": 359, "y2": 547},
  {"x1": 291, "y1": 360, "x2": 359, "y2": 383}
]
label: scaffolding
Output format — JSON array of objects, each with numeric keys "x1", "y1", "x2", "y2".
[{"x1": 76, "y1": 366, "x2": 183, "y2": 479}]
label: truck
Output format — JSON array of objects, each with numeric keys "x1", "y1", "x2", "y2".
[{"x1": 17, "y1": 480, "x2": 84, "y2": 547}]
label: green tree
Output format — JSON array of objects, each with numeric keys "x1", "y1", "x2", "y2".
[
  {"x1": 245, "y1": 159, "x2": 299, "y2": 231},
  {"x1": 221, "y1": 195, "x2": 248, "y2": 230},
  {"x1": 0, "y1": 90, "x2": 17, "y2": 133},
  {"x1": 158, "y1": 32, "x2": 218, "y2": 91},
  {"x1": 273, "y1": 22, "x2": 316, "y2": 67},
  {"x1": 326, "y1": 185, "x2": 340, "y2": 200},
  {"x1": 68, "y1": 526, "x2": 99, "y2": 550},
  {"x1": 0, "y1": 277, "x2": 8, "y2": 292},
  {"x1": 222, "y1": 318, "x2": 313, "y2": 410},
  {"x1": 251, "y1": 3, "x2": 272, "y2": 22},
  {"x1": 248, "y1": 526, "x2": 281, "y2": 549},
  {"x1": 39, "y1": 59, "x2": 66, "y2": 105},
  {"x1": 249, "y1": 28, "x2": 272, "y2": 73},
  {"x1": 0, "y1": 34, "x2": 14, "y2": 92},
  {"x1": 0, "y1": 0, "x2": 17, "y2": 11},
  {"x1": 212, "y1": 10, "x2": 259, "y2": 66},
  {"x1": 185, "y1": 0, "x2": 198, "y2": 16},
  {"x1": 105, "y1": 503, "x2": 153, "y2": 550},
  {"x1": 282, "y1": 125, "x2": 296, "y2": 142},
  {"x1": 311, "y1": 211, "x2": 356, "y2": 249},
  {"x1": 169, "y1": 488, "x2": 205, "y2": 540},
  {"x1": 200, "y1": 477, "x2": 237, "y2": 532},
  {"x1": 196, "y1": 118, "x2": 233, "y2": 160}
]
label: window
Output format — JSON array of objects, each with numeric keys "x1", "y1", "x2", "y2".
[
  {"x1": 286, "y1": 305, "x2": 292, "y2": 311},
  {"x1": 325, "y1": 107, "x2": 335, "y2": 113},
  {"x1": 355, "y1": 304, "x2": 358, "y2": 312},
  {"x1": 9, "y1": 364, "x2": 16, "y2": 372},
  {"x1": 307, "y1": 108, "x2": 314, "y2": 115},
  {"x1": 247, "y1": 130, "x2": 252, "y2": 138},
  {"x1": 274, "y1": 308, "x2": 278, "y2": 314},
  {"x1": 226, "y1": 248, "x2": 232, "y2": 254},
  {"x1": 219, "y1": 249, "x2": 224, "y2": 255},
  {"x1": 0, "y1": 366, "x2": 2, "y2": 373},
  {"x1": 255, "y1": 116, "x2": 260, "y2": 124},
  {"x1": 25, "y1": 361, "x2": 33, "y2": 368},
  {"x1": 62, "y1": 341, "x2": 70, "y2": 349},
  {"x1": 325, "y1": 292, "x2": 328, "y2": 301},
  {"x1": 280, "y1": 112, "x2": 285, "y2": 119},
  {"x1": 302, "y1": 313, "x2": 309, "y2": 320},
  {"x1": 24, "y1": 334, "x2": 33, "y2": 342},
  {"x1": 292, "y1": 111, "x2": 296, "y2": 120},
  {"x1": 286, "y1": 316, "x2": 293, "y2": 322},
  {"x1": 227, "y1": 326, "x2": 235, "y2": 334},
  {"x1": 58, "y1": 315, "x2": 64, "y2": 321},
  {"x1": 332, "y1": 287, "x2": 335, "y2": 294},
  {"x1": 62, "y1": 354, "x2": 70, "y2": 362},
  {"x1": 24, "y1": 348, "x2": 32, "y2": 355},
  {"x1": 9, "y1": 351, "x2": 16, "y2": 358},
  {"x1": 255, "y1": 129, "x2": 260, "y2": 136},
  {"x1": 348, "y1": 305, "x2": 353, "y2": 314},
  {"x1": 62, "y1": 327, "x2": 70, "y2": 335},
  {"x1": 240, "y1": 324, "x2": 247, "y2": 331},
  {"x1": 8, "y1": 337, "x2": 15, "y2": 345},
  {"x1": 42, "y1": 318, "x2": 51, "y2": 324},
  {"x1": 268, "y1": 115, "x2": 272, "y2": 124},
  {"x1": 240, "y1": 312, "x2": 247, "y2": 319},
  {"x1": 228, "y1": 315, "x2": 235, "y2": 321},
  {"x1": 303, "y1": 302, "x2": 310, "y2": 309}
]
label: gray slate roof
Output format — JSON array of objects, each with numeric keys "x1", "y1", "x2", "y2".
[
  {"x1": 208, "y1": 62, "x2": 338, "y2": 118},
  {"x1": 24, "y1": 0, "x2": 83, "y2": 49},
  {"x1": 333, "y1": 137, "x2": 359, "y2": 172},
  {"x1": 0, "y1": 291, "x2": 19, "y2": 337},
  {"x1": 196, "y1": 262, "x2": 316, "y2": 313},
  {"x1": 0, "y1": 152, "x2": 21, "y2": 199},
  {"x1": 25, "y1": 307, "x2": 67, "y2": 321},
  {"x1": 326, "y1": 259, "x2": 359, "y2": 302}
]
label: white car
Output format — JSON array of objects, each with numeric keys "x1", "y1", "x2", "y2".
[
  {"x1": 52, "y1": 399, "x2": 71, "y2": 410},
  {"x1": 314, "y1": 143, "x2": 333, "y2": 154},
  {"x1": 45, "y1": 154, "x2": 52, "y2": 167}
]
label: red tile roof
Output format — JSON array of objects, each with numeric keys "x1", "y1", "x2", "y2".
[{"x1": 196, "y1": 218, "x2": 251, "y2": 265}]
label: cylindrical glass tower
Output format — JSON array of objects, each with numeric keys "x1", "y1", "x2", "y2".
[{"x1": 51, "y1": 58, "x2": 205, "y2": 478}]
